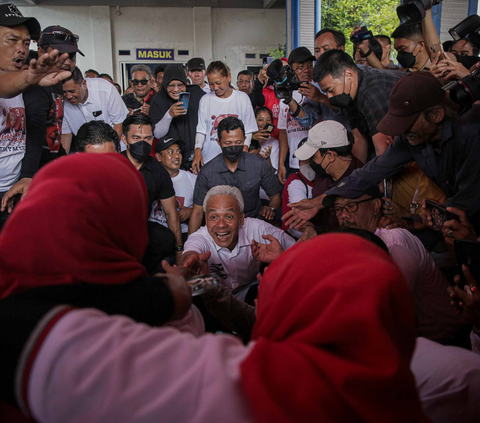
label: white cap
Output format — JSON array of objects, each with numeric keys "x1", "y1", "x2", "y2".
[{"x1": 294, "y1": 121, "x2": 350, "y2": 161}]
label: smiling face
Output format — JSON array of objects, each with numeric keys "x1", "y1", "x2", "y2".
[
  {"x1": 208, "y1": 71, "x2": 232, "y2": 98},
  {"x1": 255, "y1": 110, "x2": 272, "y2": 130},
  {"x1": 155, "y1": 142, "x2": 182, "y2": 172},
  {"x1": 291, "y1": 60, "x2": 314, "y2": 83},
  {"x1": 206, "y1": 194, "x2": 244, "y2": 251},
  {"x1": 132, "y1": 70, "x2": 151, "y2": 98},
  {"x1": 0, "y1": 24, "x2": 30, "y2": 72},
  {"x1": 165, "y1": 79, "x2": 186, "y2": 101},
  {"x1": 63, "y1": 79, "x2": 87, "y2": 105}
]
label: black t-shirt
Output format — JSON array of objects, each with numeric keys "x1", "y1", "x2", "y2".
[
  {"x1": 22, "y1": 83, "x2": 67, "y2": 175},
  {"x1": 122, "y1": 90, "x2": 156, "y2": 110},
  {"x1": 121, "y1": 152, "x2": 175, "y2": 211}
]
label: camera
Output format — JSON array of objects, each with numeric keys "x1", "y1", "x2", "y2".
[
  {"x1": 350, "y1": 27, "x2": 373, "y2": 44},
  {"x1": 449, "y1": 14, "x2": 480, "y2": 48},
  {"x1": 397, "y1": 0, "x2": 442, "y2": 26},
  {"x1": 266, "y1": 59, "x2": 303, "y2": 101}
]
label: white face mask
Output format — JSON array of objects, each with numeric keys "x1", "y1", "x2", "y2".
[{"x1": 299, "y1": 164, "x2": 316, "y2": 181}]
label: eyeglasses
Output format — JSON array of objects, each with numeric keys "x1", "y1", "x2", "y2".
[
  {"x1": 68, "y1": 52, "x2": 76, "y2": 61},
  {"x1": 331, "y1": 198, "x2": 375, "y2": 216},
  {"x1": 132, "y1": 79, "x2": 149, "y2": 86},
  {"x1": 166, "y1": 83, "x2": 186, "y2": 91},
  {"x1": 237, "y1": 79, "x2": 252, "y2": 86},
  {"x1": 40, "y1": 31, "x2": 79, "y2": 44},
  {"x1": 292, "y1": 63, "x2": 314, "y2": 74}
]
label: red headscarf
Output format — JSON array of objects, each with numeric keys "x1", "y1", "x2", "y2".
[
  {"x1": 0, "y1": 153, "x2": 149, "y2": 299},
  {"x1": 241, "y1": 233, "x2": 427, "y2": 423}
]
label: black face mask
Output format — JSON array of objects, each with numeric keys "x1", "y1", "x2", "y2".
[
  {"x1": 129, "y1": 141, "x2": 151, "y2": 162},
  {"x1": 328, "y1": 73, "x2": 354, "y2": 110},
  {"x1": 222, "y1": 145, "x2": 243, "y2": 162},
  {"x1": 396, "y1": 43, "x2": 419, "y2": 69},
  {"x1": 310, "y1": 154, "x2": 330, "y2": 177}
]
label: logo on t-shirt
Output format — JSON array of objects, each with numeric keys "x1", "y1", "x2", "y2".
[
  {"x1": 210, "y1": 114, "x2": 238, "y2": 138},
  {"x1": 209, "y1": 263, "x2": 227, "y2": 280},
  {"x1": 0, "y1": 106, "x2": 26, "y2": 153}
]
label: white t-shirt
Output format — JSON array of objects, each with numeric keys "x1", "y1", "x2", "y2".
[
  {"x1": 185, "y1": 217, "x2": 295, "y2": 300},
  {"x1": 277, "y1": 90, "x2": 311, "y2": 169},
  {"x1": 375, "y1": 228, "x2": 465, "y2": 343},
  {"x1": 0, "y1": 95, "x2": 26, "y2": 192},
  {"x1": 202, "y1": 84, "x2": 211, "y2": 94},
  {"x1": 62, "y1": 78, "x2": 128, "y2": 136},
  {"x1": 259, "y1": 136, "x2": 280, "y2": 172},
  {"x1": 196, "y1": 90, "x2": 257, "y2": 164},
  {"x1": 149, "y1": 169, "x2": 196, "y2": 233},
  {"x1": 287, "y1": 172, "x2": 314, "y2": 239}
]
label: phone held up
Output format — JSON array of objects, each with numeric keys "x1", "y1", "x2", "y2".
[
  {"x1": 425, "y1": 200, "x2": 460, "y2": 231},
  {"x1": 179, "y1": 92, "x2": 190, "y2": 113}
]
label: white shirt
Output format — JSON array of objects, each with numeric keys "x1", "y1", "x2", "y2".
[
  {"x1": 287, "y1": 169, "x2": 314, "y2": 239},
  {"x1": 149, "y1": 169, "x2": 196, "y2": 233},
  {"x1": 185, "y1": 217, "x2": 295, "y2": 299},
  {"x1": 201, "y1": 84, "x2": 211, "y2": 94},
  {"x1": 277, "y1": 90, "x2": 311, "y2": 169},
  {"x1": 196, "y1": 90, "x2": 257, "y2": 164},
  {"x1": 375, "y1": 228, "x2": 465, "y2": 343},
  {"x1": 0, "y1": 95, "x2": 26, "y2": 192},
  {"x1": 259, "y1": 136, "x2": 280, "y2": 172},
  {"x1": 62, "y1": 78, "x2": 128, "y2": 136}
]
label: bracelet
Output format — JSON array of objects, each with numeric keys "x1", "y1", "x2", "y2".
[
  {"x1": 360, "y1": 48, "x2": 372, "y2": 58},
  {"x1": 291, "y1": 103, "x2": 302, "y2": 118},
  {"x1": 175, "y1": 245, "x2": 184, "y2": 252}
]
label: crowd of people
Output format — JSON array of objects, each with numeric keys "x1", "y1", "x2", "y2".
[{"x1": 0, "y1": 2, "x2": 480, "y2": 422}]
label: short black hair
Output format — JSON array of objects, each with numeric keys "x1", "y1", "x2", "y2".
[
  {"x1": 249, "y1": 139, "x2": 260, "y2": 151},
  {"x1": 237, "y1": 70, "x2": 253, "y2": 80},
  {"x1": 375, "y1": 35, "x2": 391, "y2": 45},
  {"x1": 217, "y1": 116, "x2": 245, "y2": 141},
  {"x1": 254, "y1": 106, "x2": 273, "y2": 120},
  {"x1": 315, "y1": 28, "x2": 346, "y2": 48},
  {"x1": 337, "y1": 228, "x2": 389, "y2": 254},
  {"x1": 319, "y1": 132, "x2": 354, "y2": 157},
  {"x1": 63, "y1": 66, "x2": 84, "y2": 85},
  {"x1": 85, "y1": 69, "x2": 99, "y2": 77},
  {"x1": 99, "y1": 73, "x2": 113, "y2": 82},
  {"x1": 368, "y1": 37, "x2": 384, "y2": 61},
  {"x1": 313, "y1": 49, "x2": 357, "y2": 83},
  {"x1": 154, "y1": 65, "x2": 166, "y2": 78},
  {"x1": 443, "y1": 40, "x2": 454, "y2": 52},
  {"x1": 391, "y1": 23, "x2": 423, "y2": 41},
  {"x1": 77, "y1": 120, "x2": 120, "y2": 152},
  {"x1": 122, "y1": 114, "x2": 154, "y2": 136},
  {"x1": 452, "y1": 37, "x2": 480, "y2": 56}
]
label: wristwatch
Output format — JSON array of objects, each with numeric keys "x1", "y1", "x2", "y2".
[
  {"x1": 175, "y1": 245, "x2": 184, "y2": 252},
  {"x1": 360, "y1": 48, "x2": 372, "y2": 58}
]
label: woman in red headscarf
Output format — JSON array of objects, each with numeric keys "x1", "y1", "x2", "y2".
[
  {"x1": 0, "y1": 153, "x2": 190, "y2": 324},
  {"x1": 1, "y1": 233, "x2": 427, "y2": 422}
]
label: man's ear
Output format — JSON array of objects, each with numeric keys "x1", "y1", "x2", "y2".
[
  {"x1": 121, "y1": 134, "x2": 127, "y2": 147},
  {"x1": 155, "y1": 152, "x2": 162, "y2": 162},
  {"x1": 434, "y1": 107, "x2": 445, "y2": 124},
  {"x1": 340, "y1": 45, "x2": 345, "y2": 52},
  {"x1": 373, "y1": 198, "x2": 382, "y2": 216},
  {"x1": 240, "y1": 213, "x2": 245, "y2": 227}
]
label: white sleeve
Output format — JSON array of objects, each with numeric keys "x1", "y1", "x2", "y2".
[
  {"x1": 107, "y1": 84, "x2": 129, "y2": 124},
  {"x1": 244, "y1": 133, "x2": 252, "y2": 148},
  {"x1": 154, "y1": 113, "x2": 174, "y2": 139},
  {"x1": 196, "y1": 96, "x2": 207, "y2": 135},
  {"x1": 277, "y1": 101, "x2": 288, "y2": 130},
  {"x1": 287, "y1": 179, "x2": 308, "y2": 204},
  {"x1": 184, "y1": 229, "x2": 209, "y2": 254},
  {"x1": 388, "y1": 244, "x2": 418, "y2": 291},
  {"x1": 241, "y1": 94, "x2": 258, "y2": 134},
  {"x1": 62, "y1": 115, "x2": 71, "y2": 135},
  {"x1": 195, "y1": 133, "x2": 206, "y2": 149}
]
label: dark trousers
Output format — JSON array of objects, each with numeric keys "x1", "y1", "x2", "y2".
[{"x1": 142, "y1": 221, "x2": 176, "y2": 275}]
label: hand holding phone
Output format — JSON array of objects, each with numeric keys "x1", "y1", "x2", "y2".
[
  {"x1": 264, "y1": 123, "x2": 275, "y2": 134},
  {"x1": 424, "y1": 199, "x2": 460, "y2": 231},
  {"x1": 179, "y1": 92, "x2": 190, "y2": 113},
  {"x1": 454, "y1": 240, "x2": 480, "y2": 289}
]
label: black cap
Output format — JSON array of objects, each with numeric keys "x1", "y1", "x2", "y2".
[
  {"x1": 0, "y1": 4, "x2": 40, "y2": 40},
  {"x1": 288, "y1": 47, "x2": 315, "y2": 65},
  {"x1": 293, "y1": 137, "x2": 308, "y2": 159},
  {"x1": 187, "y1": 57, "x2": 205, "y2": 72},
  {"x1": 155, "y1": 137, "x2": 185, "y2": 154},
  {"x1": 322, "y1": 177, "x2": 382, "y2": 207},
  {"x1": 38, "y1": 25, "x2": 85, "y2": 57}
]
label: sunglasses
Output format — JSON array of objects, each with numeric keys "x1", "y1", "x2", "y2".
[
  {"x1": 40, "y1": 31, "x2": 80, "y2": 44},
  {"x1": 132, "y1": 79, "x2": 149, "y2": 86}
]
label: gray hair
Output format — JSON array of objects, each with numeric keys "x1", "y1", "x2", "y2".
[
  {"x1": 203, "y1": 185, "x2": 244, "y2": 213},
  {"x1": 131, "y1": 64, "x2": 152, "y2": 79}
]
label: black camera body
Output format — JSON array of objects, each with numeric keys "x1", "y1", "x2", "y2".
[
  {"x1": 397, "y1": 0, "x2": 442, "y2": 25},
  {"x1": 350, "y1": 27, "x2": 374, "y2": 44},
  {"x1": 449, "y1": 14, "x2": 480, "y2": 49},
  {"x1": 266, "y1": 59, "x2": 303, "y2": 101}
]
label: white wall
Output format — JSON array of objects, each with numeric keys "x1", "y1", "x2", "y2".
[
  {"x1": 440, "y1": 0, "x2": 469, "y2": 41},
  {"x1": 18, "y1": 5, "x2": 286, "y2": 88}
]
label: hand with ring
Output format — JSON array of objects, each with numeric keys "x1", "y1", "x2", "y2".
[{"x1": 442, "y1": 206, "x2": 477, "y2": 246}]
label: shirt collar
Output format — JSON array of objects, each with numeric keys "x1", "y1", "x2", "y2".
[{"x1": 218, "y1": 152, "x2": 246, "y2": 173}]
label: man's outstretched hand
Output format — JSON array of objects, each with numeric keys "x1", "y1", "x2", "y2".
[
  {"x1": 282, "y1": 198, "x2": 321, "y2": 230},
  {"x1": 251, "y1": 234, "x2": 284, "y2": 264},
  {"x1": 26, "y1": 49, "x2": 72, "y2": 87},
  {"x1": 163, "y1": 251, "x2": 212, "y2": 277}
]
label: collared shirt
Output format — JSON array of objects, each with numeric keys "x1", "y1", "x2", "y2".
[
  {"x1": 351, "y1": 67, "x2": 404, "y2": 140},
  {"x1": 184, "y1": 217, "x2": 295, "y2": 297},
  {"x1": 121, "y1": 152, "x2": 175, "y2": 211},
  {"x1": 62, "y1": 78, "x2": 129, "y2": 136},
  {"x1": 343, "y1": 105, "x2": 480, "y2": 225},
  {"x1": 193, "y1": 152, "x2": 282, "y2": 217},
  {"x1": 122, "y1": 89, "x2": 156, "y2": 110}
]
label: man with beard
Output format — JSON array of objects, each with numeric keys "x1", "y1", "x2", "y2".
[{"x1": 23, "y1": 25, "x2": 82, "y2": 171}]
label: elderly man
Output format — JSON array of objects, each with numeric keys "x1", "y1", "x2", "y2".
[
  {"x1": 122, "y1": 64, "x2": 156, "y2": 116},
  {"x1": 189, "y1": 116, "x2": 281, "y2": 235},
  {"x1": 322, "y1": 178, "x2": 465, "y2": 345},
  {"x1": 184, "y1": 185, "x2": 295, "y2": 301}
]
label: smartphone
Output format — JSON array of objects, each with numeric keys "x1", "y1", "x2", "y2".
[
  {"x1": 131, "y1": 107, "x2": 142, "y2": 115},
  {"x1": 264, "y1": 123, "x2": 275, "y2": 134},
  {"x1": 429, "y1": 43, "x2": 446, "y2": 64},
  {"x1": 454, "y1": 239, "x2": 480, "y2": 288},
  {"x1": 187, "y1": 274, "x2": 219, "y2": 296},
  {"x1": 425, "y1": 200, "x2": 460, "y2": 231},
  {"x1": 179, "y1": 92, "x2": 190, "y2": 113},
  {"x1": 383, "y1": 178, "x2": 394, "y2": 205}
]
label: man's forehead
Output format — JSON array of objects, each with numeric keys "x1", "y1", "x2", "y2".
[
  {"x1": 292, "y1": 60, "x2": 313, "y2": 67},
  {"x1": 207, "y1": 195, "x2": 239, "y2": 210},
  {"x1": 133, "y1": 71, "x2": 149, "y2": 79},
  {"x1": 317, "y1": 33, "x2": 337, "y2": 47},
  {"x1": 334, "y1": 195, "x2": 367, "y2": 205},
  {"x1": 0, "y1": 24, "x2": 30, "y2": 38}
]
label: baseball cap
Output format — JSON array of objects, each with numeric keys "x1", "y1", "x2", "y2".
[
  {"x1": 187, "y1": 57, "x2": 206, "y2": 72},
  {"x1": 322, "y1": 177, "x2": 382, "y2": 207},
  {"x1": 295, "y1": 121, "x2": 350, "y2": 161},
  {"x1": 288, "y1": 47, "x2": 315, "y2": 65},
  {"x1": 0, "y1": 4, "x2": 40, "y2": 40},
  {"x1": 38, "y1": 25, "x2": 85, "y2": 57},
  {"x1": 376, "y1": 71, "x2": 445, "y2": 136},
  {"x1": 155, "y1": 137, "x2": 185, "y2": 154}
]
